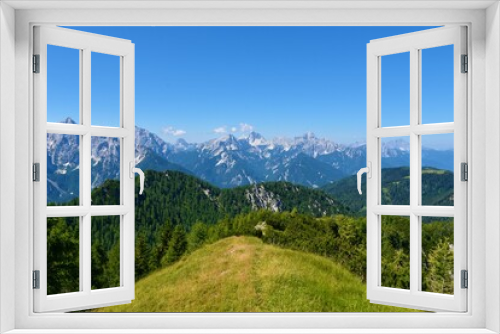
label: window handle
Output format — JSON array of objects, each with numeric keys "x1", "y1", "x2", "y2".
[
  {"x1": 129, "y1": 162, "x2": 145, "y2": 195},
  {"x1": 357, "y1": 162, "x2": 371, "y2": 195}
]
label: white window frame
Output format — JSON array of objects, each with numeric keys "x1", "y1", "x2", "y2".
[{"x1": 1, "y1": 2, "x2": 499, "y2": 333}]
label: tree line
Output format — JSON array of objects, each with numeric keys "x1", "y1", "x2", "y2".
[{"x1": 47, "y1": 209, "x2": 454, "y2": 296}]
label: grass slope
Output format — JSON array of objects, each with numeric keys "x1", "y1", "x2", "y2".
[{"x1": 93, "y1": 236, "x2": 417, "y2": 312}]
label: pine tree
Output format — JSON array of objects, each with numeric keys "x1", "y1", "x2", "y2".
[
  {"x1": 187, "y1": 222, "x2": 208, "y2": 252},
  {"x1": 149, "y1": 221, "x2": 173, "y2": 269},
  {"x1": 91, "y1": 239, "x2": 108, "y2": 289},
  {"x1": 135, "y1": 233, "x2": 151, "y2": 279},
  {"x1": 106, "y1": 242, "x2": 120, "y2": 287},
  {"x1": 47, "y1": 217, "x2": 79, "y2": 295},
  {"x1": 162, "y1": 225, "x2": 187, "y2": 266},
  {"x1": 426, "y1": 238, "x2": 454, "y2": 294}
]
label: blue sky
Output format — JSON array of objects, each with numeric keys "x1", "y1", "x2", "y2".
[{"x1": 47, "y1": 26, "x2": 454, "y2": 148}]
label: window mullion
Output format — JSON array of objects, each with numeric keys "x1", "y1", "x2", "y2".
[
  {"x1": 82, "y1": 214, "x2": 92, "y2": 293},
  {"x1": 122, "y1": 49, "x2": 135, "y2": 292},
  {"x1": 409, "y1": 47, "x2": 420, "y2": 294},
  {"x1": 82, "y1": 48, "x2": 91, "y2": 208},
  {"x1": 82, "y1": 48, "x2": 92, "y2": 294},
  {"x1": 78, "y1": 48, "x2": 84, "y2": 292}
]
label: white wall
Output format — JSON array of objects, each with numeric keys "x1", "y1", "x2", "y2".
[
  {"x1": 0, "y1": 2, "x2": 16, "y2": 333},
  {"x1": 486, "y1": 2, "x2": 500, "y2": 333}
]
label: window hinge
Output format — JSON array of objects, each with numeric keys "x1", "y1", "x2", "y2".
[
  {"x1": 461, "y1": 270, "x2": 468, "y2": 289},
  {"x1": 33, "y1": 163, "x2": 40, "y2": 182},
  {"x1": 461, "y1": 162, "x2": 468, "y2": 182},
  {"x1": 461, "y1": 54, "x2": 468, "y2": 73},
  {"x1": 33, "y1": 54, "x2": 40, "y2": 73},
  {"x1": 33, "y1": 270, "x2": 40, "y2": 289}
]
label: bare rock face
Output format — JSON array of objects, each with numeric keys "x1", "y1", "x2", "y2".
[{"x1": 245, "y1": 185, "x2": 281, "y2": 212}]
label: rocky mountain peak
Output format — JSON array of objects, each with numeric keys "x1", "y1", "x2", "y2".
[
  {"x1": 62, "y1": 117, "x2": 77, "y2": 125},
  {"x1": 246, "y1": 131, "x2": 267, "y2": 146}
]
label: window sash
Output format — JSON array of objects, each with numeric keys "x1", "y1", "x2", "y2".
[
  {"x1": 33, "y1": 25, "x2": 136, "y2": 313},
  {"x1": 366, "y1": 26, "x2": 468, "y2": 312}
]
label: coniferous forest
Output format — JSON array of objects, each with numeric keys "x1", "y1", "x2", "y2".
[{"x1": 47, "y1": 168, "x2": 455, "y2": 310}]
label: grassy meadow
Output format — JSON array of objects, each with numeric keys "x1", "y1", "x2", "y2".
[{"x1": 92, "y1": 236, "x2": 418, "y2": 313}]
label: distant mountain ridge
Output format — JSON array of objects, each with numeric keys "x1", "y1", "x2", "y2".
[{"x1": 47, "y1": 117, "x2": 454, "y2": 203}]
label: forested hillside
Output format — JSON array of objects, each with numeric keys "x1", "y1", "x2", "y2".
[
  {"x1": 90, "y1": 170, "x2": 349, "y2": 241},
  {"x1": 322, "y1": 167, "x2": 454, "y2": 215}
]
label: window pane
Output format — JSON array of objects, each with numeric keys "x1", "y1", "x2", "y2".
[
  {"x1": 47, "y1": 133, "x2": 80, "y2": 205},
  {"x1": 421, "y1": 45, "x2": 454, "y2": 124},
  {"x1": 47, "y1": 217, "x2": 80, "y2": 295},
  {"x1": 422, "y1": 217, "x2": 454, "y2": 294},
  {"x1": 92, "y1": 216, "x2": 120, "y2": 290},
  {"x1": 47, "y1": 45, "x2": 80, "y2": 124},
  {"x1": 91, "y1": 136, "x2": 121, "y2": 206},
  {"x1": 421, "y1": 133, "x2": 454, "y2": 206},
  {"x1": 381, "y1": 215, "x2": 410, "y2": 290},
  {"x1": 381, "y1": 52, "x2": 410, "y2": 127},
  {"x1": 91, "y1": 52, "x2": 120, "y2": 127},
  {"x1": 381, "y1": 137, "x2": 410, "y2": 205}
]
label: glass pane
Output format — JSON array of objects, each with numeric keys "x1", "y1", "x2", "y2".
[
  {"x1": 91, "y1": 136, "x2": 121, "y2": 206},
  {"x1": 91, "y1": 52, "x2": 120, "y2": 127},
  {"x1": 47, "y1": 133, "x2": 80, "y2": 205},
  {"x1": 92, "y1": 216, "x2": 120, "y2": 290},
  {"x1": 381, "y1": 215, "x2": 410, "y2": 290},
  {"x1": 422, "y1": 217, "x2": 454, "y2": 294},
  {"x1": 421, "y1": 45, "x2": 454, "y2": 124},
  {"x1": 47, "y1": 45, "x2": 80, "y2": 124},
  {"x1": 47, "y1": 217, "x2": 80, "y2": 295},
  {"x1": 381, "y1": 52, "x2": 410, "y2": 127},
  {"x1": 421, "y1": 133, "x2": 454, "y2": 206},
  {"x1": 381, "y1": 136, "x2": 410, "y2": 205}
]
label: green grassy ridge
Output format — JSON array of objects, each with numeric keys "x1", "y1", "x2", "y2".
[{"x1": 92, "y1": 236, "x2": 418, "y2": 313}]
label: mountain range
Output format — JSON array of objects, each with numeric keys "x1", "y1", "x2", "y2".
[{"x1": 47, "y1": 117, "x2": 454, "y2": 203}]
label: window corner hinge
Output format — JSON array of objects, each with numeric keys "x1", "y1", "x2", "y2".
[
  {"x1": 33, "y1": 54, "x2": 40, "y2": 73},
  {"x1": 461, "y1": 162, "x2": 468, "y2": 182},
  {"x1": 33, "y1": 163, "x2": 40, "y2": 182},
  {"x1": 461, "y1": 54, "x2": 468, "y2": 73},
  {"x1": 461, "y1": 270, "x2": 468, "y2": 289},
  {"x1": 33, "y1": 270, "x2": 40, "y2": 289}
]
